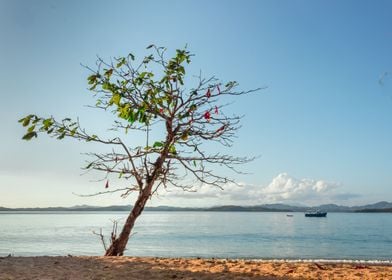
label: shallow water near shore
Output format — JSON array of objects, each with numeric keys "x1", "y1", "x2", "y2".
[{"x1": 0, "y1": 211, "x2": 391, "y2": 260}]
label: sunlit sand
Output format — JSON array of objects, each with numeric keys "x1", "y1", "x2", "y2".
[{"x1": 1, "y1": 256, "x2": 391, "y2": 279}]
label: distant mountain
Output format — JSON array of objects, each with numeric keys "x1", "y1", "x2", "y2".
[
  {"x1": 145, "y1": 206, "x2": 202, "y2": 211},
  {"x1": 351, "y1": 201, "x2": 392, "y2": 211},
  {"x1": 312, "y1": 204, "x2": 352, "y2": 212},
  {"x1": 0, "y1": 205, "x2": 132, "y2": 212},
  {"x1": 355, "y1": 208, "x2": 392, "y2": 213},
  {"x1": 262, "y1": 204, "x2": 306, "y2": 212},
  {"x1": 1, "y1": 201, "x2": 391, "y2": 212},
  {"x1": 207, "y1": 205, "x2": 290, "y2": 212}
]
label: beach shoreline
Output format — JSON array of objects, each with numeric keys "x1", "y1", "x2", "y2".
[{"x1": 1, "y1": 256, "x2": 392, "y2": 279}]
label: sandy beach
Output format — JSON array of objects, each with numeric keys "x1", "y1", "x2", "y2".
[{"x1": 0, "y1": 256, "x2": 391, "y2": 280}]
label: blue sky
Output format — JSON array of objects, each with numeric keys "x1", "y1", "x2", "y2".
[{"x1": 0, "y1": 0, "x2": 391, "y2": 207}]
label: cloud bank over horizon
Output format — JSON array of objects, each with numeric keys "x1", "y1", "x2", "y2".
[{"x1": 161, "y1": 173, "x2": 361, "y2": 206}]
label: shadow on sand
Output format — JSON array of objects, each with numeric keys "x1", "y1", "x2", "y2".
[{"x1": 0, "y1": 256, "x2": 306, "y2": 280}]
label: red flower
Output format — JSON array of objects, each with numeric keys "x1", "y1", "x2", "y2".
[
  {"x1": 105, "y1": 180, "x2": 109, "y2": 189},
  {"x1": 204, "y1": 111, "x2": 211, "y2": 121},
  {"x1": 214, "y1": 106, "x2": 219, "y2": 114},
  {"x1": 206, "y1": 88, "x2": 211, "y2": 98},
  {"x1": 159, "y1": 108, "x2": 164, "y2": 114}
]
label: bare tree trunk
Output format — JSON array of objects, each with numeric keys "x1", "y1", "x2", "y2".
[
  {"x1": 104, "y1": 132, "x2": 172, "y2": 256},
  {"x1": 104, "y1": 185, "x2": 152, "y2": 256}
]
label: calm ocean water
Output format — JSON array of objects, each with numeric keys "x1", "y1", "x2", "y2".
[{"x1": 0, "y1": 211, "x2": 391, "y2": 260}]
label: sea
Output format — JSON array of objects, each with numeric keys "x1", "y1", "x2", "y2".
[{"x1": 0, "y1": 211, "x2": 391, "y2": 262}]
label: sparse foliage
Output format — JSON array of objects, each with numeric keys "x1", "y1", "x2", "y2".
[{"x1": 19, "y1": 45, "x2": 260, "y2": 256}]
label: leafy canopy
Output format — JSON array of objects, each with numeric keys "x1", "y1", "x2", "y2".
[{"x1": 19, "y1": 45, "x2": 257, "y2": 192}]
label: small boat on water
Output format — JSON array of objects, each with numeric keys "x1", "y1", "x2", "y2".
[
  {"x1": 286, "y1": 214, "x2": 294, "y2": 217},
  {"x1": 305, "y1": 210, "x2": 327, "y2": 217}
]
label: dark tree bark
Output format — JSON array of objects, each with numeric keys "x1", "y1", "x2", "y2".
[{"x1": 104, "y1": 186, "x2": 151, "y2": 256}]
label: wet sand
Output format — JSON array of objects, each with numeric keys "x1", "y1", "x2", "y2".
[{"x1": 0, "y1": 256, "x2": 391, "y2": 279}]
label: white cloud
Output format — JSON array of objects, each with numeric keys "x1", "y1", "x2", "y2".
[
  {"x1": 159, "y1": 173, "x2": 358, "y2": 206},
  {"x1": 259, "y1": 173, "x2": 339, "y2": 204}
]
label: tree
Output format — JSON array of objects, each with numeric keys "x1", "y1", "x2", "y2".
[{"x1": 19, "y1": 45, "x2": 259, "y2": 256}]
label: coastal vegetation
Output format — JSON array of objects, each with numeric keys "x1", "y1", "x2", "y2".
[{"x1": 18, "y1": 45, "x2": 258, "y2": 256}]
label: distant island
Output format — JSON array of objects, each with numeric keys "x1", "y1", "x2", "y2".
[{"x1": 1, "y1": 201, "x2": 391, "y2": 213}]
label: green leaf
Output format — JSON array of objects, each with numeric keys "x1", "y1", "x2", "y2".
[
  {"x1": 57, "y1": 132, "x2": 66, "y2": 140},
  {"x1": 153, "y1": 141, "x2": 163, "y2": 148},
  {"x1": 85, "y1": 162, "x2": 93, "y2": 169},
  {"x1": 127, "y1": 110, "x2": 136, "y2": 124},
  {"x1": 128, "y1": 53, "x2": 135, "y2": 60},
  {"x1": 146, "y1": 44, "x2": 155, "y2": 49},
  {"x1": 32, "y1": 117, "x2": 40, "y2": 124},
  {"x1": 139, "y1": 113, "x2": 147, "y2": 124},
  {"x1": 178, "y1": 76, "x2": 184, "y2": 85},
  {"x1": 70, "y1": 128, "x2": 77, "y2": 136},
  {"x1": 110, "y1": 93, "x2": 121, "y2": 106},
  {"x1": 225, "y1": 81, "x2": 238, "y2": 88},
  {"x1": 42, "y1": 118, "x2": 53, "y2": 130},
  {"x1": 139, "y1": 72, "x2": 147, "y2": 79},
  {"x1": 27, "y1": 125, "x2": 35, "y2": 133},
  {"x1": 116, "y1": 57, "x2": 126, "y2": 68},
  {"x1": 180, "y1": 131, "x2": 188, "y2": 141},
  {"x1": 104, "y1": 69, "x2": 113, "y2": 78},
  {"x1": 86, "y1": 135, "x2": 97, "y2": 142},
  {"x1": 19, "y1": 115, "x2": 34, "y2": 127},
  {"x1": 22, "y1": 117, "x2": 31, "y2": 127},
  {"x1": 143, "y1": 54, "x2": 154, "y2": 64},
  {"x1": 22, "y1": 131, "x2": 37, "y2": 141},
  {"x1": 102, "y1": 82, "x2": 110, "y2": 90},
  {"x1": 87, "y1": 74, "x2": 98, "y2": 85},
  {"x1": 169, "y1": 145, "x2": 177, "y2": 154},
  {"x1": 189, "y1": 104, "x2": 197, "y2": 111}
]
